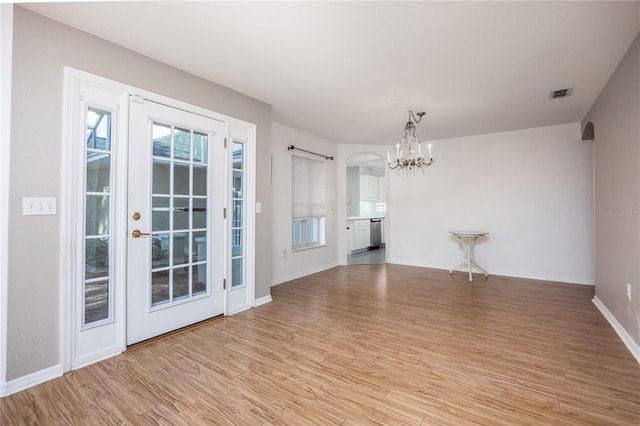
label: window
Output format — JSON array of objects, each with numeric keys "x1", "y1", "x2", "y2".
[
  {"x1": 83, "y1": 108, "x2": 114, "y2": 326},
  {"x1": 291, "y1": 155, "x2": 325, "y2": 249},
  {"x1": 149, "y1": 122, "x2": 210, "y2": 307},
  {"x1": 231, "y1": 141, "x2": 245, "y2": 288}
]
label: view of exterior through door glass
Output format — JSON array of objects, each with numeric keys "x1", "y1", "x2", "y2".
[
  {"x1": 150, "y1": 123, "x2": 209, "y2": 307},
  {"x1": 84, "y1": 108, "x2": 114, "y2": 325},
  {"x1": 232, "y1": 141, "x2": 245, "y2": 288}
]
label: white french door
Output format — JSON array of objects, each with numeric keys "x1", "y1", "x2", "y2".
[
  {"x1": 126, "y1": 99, "x2": 225, "y2": 345},
  {"x1": 66, "y1": 70, "x2": 256, "y2": 369}
]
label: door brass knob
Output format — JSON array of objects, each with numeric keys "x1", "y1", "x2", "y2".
[{"x1": 132, "y1": 229, "x2": 150, "y2": 238}]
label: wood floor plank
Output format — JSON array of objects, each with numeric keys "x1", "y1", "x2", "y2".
[{"x1": 2, "y1": 264, "x2": 639, "y2": 425}]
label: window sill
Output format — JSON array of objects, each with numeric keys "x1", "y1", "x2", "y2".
[{"x1": 292, "y1": 243, "x2": 326, "y2": 253}]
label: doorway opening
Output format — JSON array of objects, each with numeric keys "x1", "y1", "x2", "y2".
[{"x1": 346, "y1": 152, "x2": 387, "y2": 265}]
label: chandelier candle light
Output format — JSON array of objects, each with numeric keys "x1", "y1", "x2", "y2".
[{"x1": 387, "y1": 110, "x2": 434, "y2": 174}]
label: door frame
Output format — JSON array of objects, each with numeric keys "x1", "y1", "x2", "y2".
[
  {"x1": 61, "y1": 68, "x2": 256, "y2": 372},
  {"x1": 337, "y1": 145, "x2": 392, "y2": 266}
]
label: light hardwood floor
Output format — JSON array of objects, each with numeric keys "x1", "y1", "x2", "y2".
[{"x1": 2, "y1": 264, "x2": 639, "y2": 425}]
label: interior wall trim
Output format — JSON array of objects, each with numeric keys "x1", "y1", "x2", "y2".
[
  {"x1": 592, "y1": 295, "x2": 640, "y2": 364},
  {"x1": 0, "y1": 3, "x2": 14, "y2": 398},
  {"x1": 387, "y1": 258, "x2": 595, "y2": 286},
  {"x1": 1, "y1": 364, "x2": 63, "y2": 398},
  {"x1": 271, "y1": 261, "x2": 339, "y2": 287},
  {"x1": 253, "y1": 295, "x2": 273, "y2": 307}
]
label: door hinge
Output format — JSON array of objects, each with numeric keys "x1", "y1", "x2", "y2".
[
  {"x1": 223, "y1": 279, "x2": 227, "y2": 290},
  {"x1": 223, "y1": 208, "x2": 227, "y2": 219},
  {"x1": 224, "y1": 137, "x2": 228, "y2": 149}
]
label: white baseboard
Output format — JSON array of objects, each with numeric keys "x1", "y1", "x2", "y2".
[
  {"x1": 72, "y1": 346, "x2": 122, "y2": 371},
  {"x1": 1, "y1": 364, "x2": 63, "y2": 397},
  {"x1": 254, "y1": 294, "x2": 273, "y2": 307},
  {"x1": 271, "y1": 261, "x2": 339, "y2": 286},
  {"x1": 386, "y1": 258, "x2": 594, "y2": 286},
  {"x1": 592, "y1": 296, "x2": 640, "y2": 364}
]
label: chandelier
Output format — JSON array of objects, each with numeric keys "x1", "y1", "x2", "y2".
[{"x1": 387, "y1": 110, "x2": 434, "y2": 173}]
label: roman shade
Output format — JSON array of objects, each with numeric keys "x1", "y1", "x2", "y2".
[{"x1": 292, "y1": 155, "x2": 325, "y2": 219}]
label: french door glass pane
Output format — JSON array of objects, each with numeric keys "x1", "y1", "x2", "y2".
[
  {"x1": 152, "y1": 160, "x2": 170, "y2": 194},
  {"x1": 173, "y1": 266, "x2": 190, "y2": 300},
  {"x1": 84, "y1": 108, "x2": 113, "y2": 326},
  {"x1": 150, "y1": 121, "x2": 209, "y2": 308},
  {"x1": 174, "y1": 163, "x2": 190, "y2": 195},
  {"x1": 86, "y1": 109, "x2": 111, "y2": 150},
  {"x1": 193, "y1": 132, "x2": 207, "y2": 162},
  {"x1": 84, "y1": 280, "x2": 109, "y2": 324},
  {"x1": 152, "y1": 123, "x2": 171, "y2": 157},
  {"x1": 85, "y1": 237, "x2": 109, "y2": 280},
  {"x1": 193, "y1": 198, "x2": 207, "y2": 229},
  {"x1": 231, "y1": 258, "x2": 243, "y2": 287},
  {"x1": 152, "y1": 211, "x2": 170, "y2": 231},
  {"x1": 193, "y1": 165, "x2": 207, "y2": 196},
  {"x1": 152, "y1": 196, "x2": 170, "y2": 208},
  {"x1": 232, "y1": 142, "x2": 243, "y2": 170},
  {"x1": 173, "y1": 206, "x2": 189, "y2": 231},
  {"x1": 231, "y1": 141, "x2": 244, "y2": 288},
  {"x1": 174, "y1": 128, "x2": 191, "y2": 161},
  {"x1": 232, "y1": 200, "x2": 243, "y2": 227},
  {"x1": 85, "y1": 196, "x2": 110, "y2": 235},
  {"x1": 192, "y1": 264, "x2": 206, "y2": 295},
  {"x1": 86, "y1": 155, "x2": 111, "y2": 193},
  {"x1": 193, "y1": 231, "x2": 207, "y2": 262},
  {"x1": 151, "y1": 270, "x2": 170, "y2": 306},
  {"x1": 152, "y1": 234, "x2": 170, "y2": 268},
  {"x1": 232, "y1": 171, "x2": 243, "y2": 198},
  {"x1": 173, "y1": 233, "x2": 189, "y2": 266},
  {"x1": 232, "y1": 229, "x2": 243, "y2": 257}
]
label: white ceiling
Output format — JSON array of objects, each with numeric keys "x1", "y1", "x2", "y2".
[{"x1": 22, "y1": 1, "x2": 640, "y2": 145}]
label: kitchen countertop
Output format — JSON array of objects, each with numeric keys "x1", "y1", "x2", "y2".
[{"x1": 347, "y1": 216, "x2": 386, "y2": 220}]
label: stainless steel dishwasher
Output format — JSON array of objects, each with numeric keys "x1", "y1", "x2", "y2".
[{"x1": 369, "y1": 219, "x2": 382, "y2": 249}]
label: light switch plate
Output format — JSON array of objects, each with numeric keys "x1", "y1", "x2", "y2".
[
  {"x1": 23, "y1": 197, "x2": 57, "y2": 216},
  {"x1": 256, "y1": 202, "x2": 262, "y2": 213}
]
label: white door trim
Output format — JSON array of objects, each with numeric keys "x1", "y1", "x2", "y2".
[
  {"x1": 62, "y1": 67, "x2": 257, "y2": 373},
  {"x1": 0, "y1": 3, "x2": 14, "y2": 396},
  {"x1": 62, "y1": 70, "x2": 130, "y2": 370}
]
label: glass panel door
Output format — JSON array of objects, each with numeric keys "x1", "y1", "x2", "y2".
[{"x1": 127, "y1": 99, "x2": 225, "y2": 345}]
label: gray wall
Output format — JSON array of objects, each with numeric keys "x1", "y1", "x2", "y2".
[
  {"x1": 582, "y1": 33, "x2": 640, "y2": 348},
  {"x1": 8, "y1": 7, "x2": 272, "y2": 380}
]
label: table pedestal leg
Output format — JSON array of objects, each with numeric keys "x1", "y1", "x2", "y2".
[{"x1": 449, "y1": 235, "x2": 488, "y2": 282}]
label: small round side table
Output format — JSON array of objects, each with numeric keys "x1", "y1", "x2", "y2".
[{"x1": 449, "y1": 231, "x2": 489, "y2": 282}]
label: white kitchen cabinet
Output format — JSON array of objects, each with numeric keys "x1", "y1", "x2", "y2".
[
  {"x1": 352, "y1": 219, "x2": 371, "y2": 251},
  {"x1": 346, "y1": 220, "x2": 354, "y2": 252},
  {"x1": 359, "y1": 175, "x2": 379, "y2": 201}
]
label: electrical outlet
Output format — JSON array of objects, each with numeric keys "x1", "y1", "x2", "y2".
[{"x1": 626, "y1": 283, "x2": 631, "y2": 301}]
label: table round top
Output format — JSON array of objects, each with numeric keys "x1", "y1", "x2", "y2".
[{"x1": 449, "y1": 231, "x2": 489, "y2": 237}]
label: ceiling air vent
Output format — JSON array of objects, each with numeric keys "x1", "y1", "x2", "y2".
[{"x1": 550, "y1": 87, "x2": 573, "y2": 99}]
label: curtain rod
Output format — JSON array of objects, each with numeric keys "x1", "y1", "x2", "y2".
[{"x1": 287, "y1": 145, "x2": 334, "y2": 160}]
